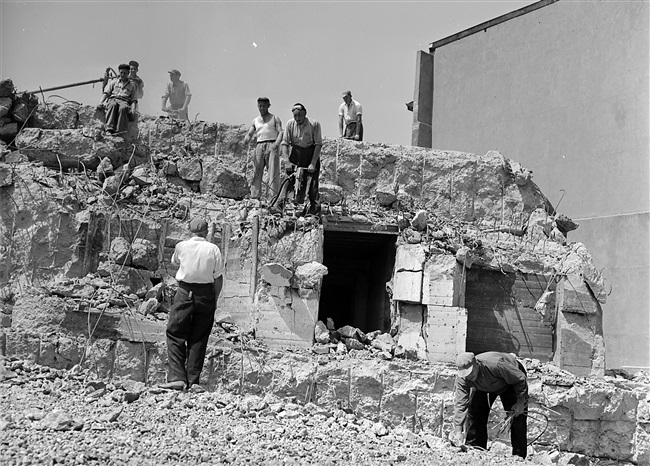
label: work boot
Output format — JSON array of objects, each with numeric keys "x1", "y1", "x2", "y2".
[
  {"x1": 189, "y1": 384, "x2": 205, "y2": 394},
  {"x1": 158, "y1": 380, "x2": 186, "y2": 391}
]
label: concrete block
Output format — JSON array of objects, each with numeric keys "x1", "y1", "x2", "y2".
[
  {"x1": 394, "y1": 244, "x2": 426, "y2": 272},
  {"x1": 393, "y1": 270, "x2": 422, "y2": 303},
  {"x1": 558, "y1": 274, "x2": 600, "y2": 315}
]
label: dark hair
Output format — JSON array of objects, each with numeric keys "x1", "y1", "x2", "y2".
[
  {"x1": 257, "y1": 97, "x2": 270, "y2": 104},
  {"x1": 118, "y1": 64, "x2": 130, "y2": 72},
  {"x1": 129, "y1": 60, "x2": 139, "y2": 68},
  {"x1": 291, "y1": 103, "x2": 306, "y2": 113}
]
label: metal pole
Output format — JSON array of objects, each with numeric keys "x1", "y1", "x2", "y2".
[{"x1": 28, "y1": 78, "x2": 104, "y2": 94}]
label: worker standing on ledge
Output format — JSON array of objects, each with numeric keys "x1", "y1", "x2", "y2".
[
  {"x1": 450, "y1": 351, "x2": 529, "y2": 458},
  {"x1": 161, "y1": 69, "x2": 192, "y2": 121}
]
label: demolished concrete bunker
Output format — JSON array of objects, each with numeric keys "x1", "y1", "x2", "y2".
[{"x1": 1, "y1": 100, "x2": 648, "y2": 463}]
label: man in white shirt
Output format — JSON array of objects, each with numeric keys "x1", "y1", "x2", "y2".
[
  {"x1": 161, "y1": 69, "x2": 192, "y2": 121},
  {"x1": 338, "y1": 90, "x2": 363, "y2": 141},
  {"x1": 161, "y1": 217, "x2": 224, "y2": 391},
  {"x1": 243, "y1": 97, "x2": 283, "y2": 201}
]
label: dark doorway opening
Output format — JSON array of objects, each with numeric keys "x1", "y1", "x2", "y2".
[{"x1": 318, "y1": 229, "x2": 396, "y2": 333}]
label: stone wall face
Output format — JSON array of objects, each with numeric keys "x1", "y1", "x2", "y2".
[{"x1": 0, "y1": 102, "x2": 636, "y2": 460}]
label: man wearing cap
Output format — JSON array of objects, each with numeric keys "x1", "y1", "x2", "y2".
[
  {"x1": 97, "y1": 63, "x2": 137, "y2": 134},
  {"x1": 280, "y1": 103, "x2": 323, "y2": 215},
  {"x1": 243, "y1": 97, "x2": 283, "y2": 201},
  {"x1": 161, "y1": 69, "x2": 192, "y2": 120},
  {"x1": 338, "y1": 90, "x2": 363, "y2": 141},
  {"x1": 162, "y1": 217, "x2": 224, "y2": 391},
  {"x1": 451, "y1": 351, "x2": 529, "y2": 458},
  {"x1": 128, "y1": 60, "x2": 145, "y2": 106}
]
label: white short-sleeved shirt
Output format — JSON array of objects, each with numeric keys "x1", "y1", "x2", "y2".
[
  {"x1": 172, "y1": 237, "x2": 224, "y2": 284},
  {"x1": 338, "y1": 99, "x2": 363, "y2": 125}
]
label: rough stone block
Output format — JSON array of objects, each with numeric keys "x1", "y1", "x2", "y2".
[
  {"x1": 260, "y1": 263, "x2": 292, "y2": 286},
  {"x1": 113, "y1": 340, "x2": 146, "y2": 382}
]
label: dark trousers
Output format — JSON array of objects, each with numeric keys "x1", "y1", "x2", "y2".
[
  {"x1": 104, "y1": 98, "x2": 131, "y2": 133},
  {"x1": 466, "y1": 376, "x2": 528, "y2": 458},
  {"x1": 166, "y1": 282, "x2": 216, "y2": 386},
  {"x1": 285, "y1": 145, "x2": 320, "y2": 214},
  {"x1": 343, "y1": 121, "x2": 363, "y2": 141}
]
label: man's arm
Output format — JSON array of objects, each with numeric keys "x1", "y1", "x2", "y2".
[
  {"x1": 243, "y1": 120, "x2": 256, "y2": 145},
  {"x1": 281, "y1": 121, "x2": 292, "y2": 166},
  {"x1": 338, "y1": 114, "x2": 344, "y2": 137},
  {"x1": 355, "y1": 113, "x2": 362, "y2": 140},
  {"x1": 272, "y1": 116, "x2": 283, "y2": 149},
  {"x1": 97, "y1": 81, "x2": 113, "y2": 108},
  {"x1": 308, "y1": 121, "x2": 323, "y2": 171},
  {"x1": 180, "y1": 84, "x2": 192, "y2": 114},
  {"x1": 213, "y1": 275, "x2": 223, "y2": 301},
  {"x1": 452, "y1": 376, "x2": 471, "y2": 433}
]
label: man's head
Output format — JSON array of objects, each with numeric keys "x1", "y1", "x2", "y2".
[
  {"x1": 257, "y1": 97, "x2": 270, "y2": 116},
  {"x1": 342, "y1": 90, "x2": 352, "y2": 105},
  {"x1": 456, "y1": 352, "x2": 478, "y2": 380},
  {"x1": 188, "y1": 217, "x2": 208, "y2": 237},
  {"x1": 168, "y1": 69, "x2": 181, "y2": 84},
  {"x1": 291, "y1": 103, "x2": 307, "y2": 124},
  {"x1": 128, "y1": 60, "x2": 139, "y2": 77},
  {"x1": 118, "y1": 64, "x2": 130, "y2": 81}
]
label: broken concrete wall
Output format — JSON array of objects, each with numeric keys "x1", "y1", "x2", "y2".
[
  {"x1": 255, "y1": 222, "x2": 325, "y2": 348},
  {"x1": 0, "y1": 102, "x2": 607, "y2": 378}
]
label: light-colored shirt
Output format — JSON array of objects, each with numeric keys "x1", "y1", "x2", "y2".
[
  {"x1": 338, "y1": 99, "x2": 363, "y2": 125},
  {"x1": 131, "y1": 77, "x2": 145, "y2": 101},
  {"x1": 453, "y1": 352, "x2": 527, "y2": 428},
  {"x1": 172, "y1": 237, "x2": 224, "y2": 284},
  {"x1": 282, "y1": 118, "x2": 323, "y2": 148},
  {"x1": 163, "y1": 80, "x2": 192, "y2": 108},
  {"x1": 251, "y1": 114, "x2": 283, "y2": 142},
  {"x1": 103, "y1": 78, "x2": 136, "y2": 102}
]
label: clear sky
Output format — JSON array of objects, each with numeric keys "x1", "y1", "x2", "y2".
[{"x1": 1, "y1": 0, "x2": 535, "y2": 146}]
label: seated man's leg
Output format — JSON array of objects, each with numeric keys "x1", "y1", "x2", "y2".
[
  {"x1": 104, "y1": 98, "x2": 119, "y2": 132},
  {"x1": 115, "y1": 100, "x2": 131, "y2": 134},
  {"x1": 465, "y1": 389, "x2": 491, "y2": 450}
]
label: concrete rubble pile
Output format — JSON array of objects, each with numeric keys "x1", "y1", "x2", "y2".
[
  {"x1": 0, "y1": 78, "x2": 39, "y2": 146},
  {"x1": 0, "y1": 95, "x2": 647, "y2": 463}
]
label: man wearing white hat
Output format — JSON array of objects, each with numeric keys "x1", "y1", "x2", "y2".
[
  {"x1": 451, "y1": 351, "x2": 529, "y2": 458},
  {"x1": 161, "y1": 69, "x2": 192, "y2": 120}
]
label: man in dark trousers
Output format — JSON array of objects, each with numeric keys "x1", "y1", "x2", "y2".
[
  {"x1": 451, "y1": 351, "x2": 529, "y2": 458},
  {"x1": 280, "y1": 103, "x2": 323, "y2": 216},
  {"x1": 97, "y1": 63, "x2": 136, "y2": 134},
  {"x1": 161, "y1": 217, "x2": 224, "y2": 391}
]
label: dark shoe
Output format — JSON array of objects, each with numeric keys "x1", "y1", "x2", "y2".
[
  {"x1": 159, "y1": 380, "x2": 186, "y2": 390},
  {"x1": 189, "y1": 384, "x2": 205, "y2": 393},
  {"x1": 105, "y1": 127, "x2": 116, "y2": 134}
]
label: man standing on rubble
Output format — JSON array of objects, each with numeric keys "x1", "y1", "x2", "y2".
[
  {"x1": 338, "y1": 90, "x2": 363, "y2": 141},
  {"x1": 161, "y1": 69, "x2": 192, "y2": 120},
  {"x1": 243, "y1": 97, "x2": 283, "y2": 202},
  {"x1": 450, "y1": 351, "x2": 529, "y2": 458},
  {"x1": 280, "y1": 103, "x2": 323, "y2": 216},
  {"x1": 97, "y1": 64, "x2": 136, "y2": 134},
  {"x1": 161, "y1": 217, "x2": 224, "y2": 391}
]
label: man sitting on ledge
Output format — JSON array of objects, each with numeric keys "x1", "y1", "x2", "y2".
[{"x1": 97, "y1": 63, "x2": 136, "y2": 134}]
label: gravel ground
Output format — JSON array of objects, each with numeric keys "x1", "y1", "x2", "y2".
[{"x1": 0, "y1": 358, "x2": 567, "y2": 466}]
